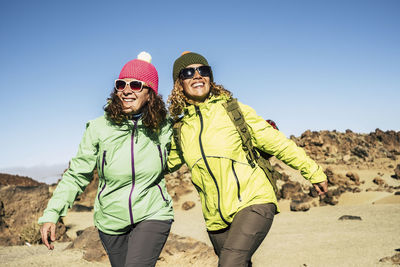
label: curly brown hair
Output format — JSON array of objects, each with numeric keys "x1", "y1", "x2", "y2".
[
  {"x1": 167, "y1": 79, "x2": 232, "y2": 120},
  {"x1": 104, "y1": 88, "x2": 167, "y2": 130}
]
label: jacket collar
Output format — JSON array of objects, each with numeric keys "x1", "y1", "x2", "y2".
[
  {"x1": 105, "y1": 113, "x2": 144, "y2": 131},
  {"x1": 183, "y1": 95, "x2": 228, "y2": 117}
]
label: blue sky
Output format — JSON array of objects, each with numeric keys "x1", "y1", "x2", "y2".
[{"x1": 0, "y1": 0, "x2": 399, "y2": 171}]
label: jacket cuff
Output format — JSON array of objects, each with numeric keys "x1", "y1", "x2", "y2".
[
  {"x1": 309, "y1": 166, "x2": 327, "y2": 184},
  {"x1": 38, "y1": 211, "x2": 60, "y2": 225}
]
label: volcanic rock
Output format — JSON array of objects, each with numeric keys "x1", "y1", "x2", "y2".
[
  {"x1": 379, "y1": 252, "x2": 400, "y2": 264},
  {"x1": 182, "y1": 201, "x2": 195, "y2": 210},
  {"x1": 319, "y1": 191, "x2": 339, "y2": 206},
  {"x1": 0, "y1": 185, "x2": 70, "y2": 246},
  {"x1": 392, "y1": 164, "x2": 400, "y2": 180},
  {"x1": 159, "y1": 233, "x2": 217, "y2": 266},
  {"x1": 346, "y1": 172, "x2": 360, "y2": 184},
  {"x1": 373, "y1": 177, "x2": 386, "y2": 186},
  {"x1": 290, "y1": 201, "x2": 311, "y2": 212},
  {"x1": 290, "y1": 129, "x2": 400, "y2": 167},
  {"x1": 66, "y1": 226, "x2": 107, "y2": 262},
  {"x1": 338, "y1": 215, "x2": 362, "y2": 220},
  {"x1": 164, "y1": 165, "x2": 193, "y2": 203}
]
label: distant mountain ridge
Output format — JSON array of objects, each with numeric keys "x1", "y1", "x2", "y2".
[
  {"x1": 0, "y1": 163, "x2": 68, "y2": 185},
  {"x1": 0, "y1": 173, "x2": 44, "y2": 187}
]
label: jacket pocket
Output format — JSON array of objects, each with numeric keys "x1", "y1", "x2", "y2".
[
  {"x1": 231, "y1": 160, "x2": 242, "y2": 202},
  {"x1": 157, "y1": 145, "x2": 166, "y2": 169},
  {"x1": 191, "y1": 181, "x2": 211, "y2": 212},
  {"x1": 156, "y1": 184, "x2": 169, "y2": 206}
]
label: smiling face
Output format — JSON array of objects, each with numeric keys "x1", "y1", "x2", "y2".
[
  {"x1": 181, "y1": 64, "x2": 211, "y2": 104},
  {"x1": 116, "y1": 78, "x2": 150, "y2": 114}
]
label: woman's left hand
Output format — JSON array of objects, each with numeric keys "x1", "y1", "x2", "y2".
[{"x1": 313, "y1": 180, "x2": 328, "y2": 195}]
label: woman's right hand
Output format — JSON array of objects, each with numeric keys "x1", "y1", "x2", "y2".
[{"x1": 40, "y1": 222, "x2": 56, "y2": 250}]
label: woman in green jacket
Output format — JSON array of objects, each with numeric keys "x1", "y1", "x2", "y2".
[
  {"x1": 39, "y1": 52, "x2": 173, "y2": 267},
  {"x1": 167, "y1": 51, "x2": 328, "y2": 267}
]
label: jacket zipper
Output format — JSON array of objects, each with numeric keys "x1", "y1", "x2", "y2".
[
  {"x1": 97, "y1": 150, "x2": 107, "y2": 202},
  {"x1": 231, "y1": 160, "x2": 242, "y2": 202},
  {"x1": 157, "y1": 145, "x2": 168, "y2": 203},
  {"x1": 128, "y1": 120, "x2": 138, "y2": 224},
  {"x1": 195, "y1": 106, "x2": 229, "y2": 225}
]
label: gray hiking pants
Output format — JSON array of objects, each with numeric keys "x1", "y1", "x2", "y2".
[
  {"x1": 208, "y1": 203, "x2": 276, "y2": 267},
  {"x1": 98, "y1": 219, "x2": 172, "y2": 267}
]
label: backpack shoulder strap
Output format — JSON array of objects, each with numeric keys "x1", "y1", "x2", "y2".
[
  {"x1": 222, "y1": 98, "x2": 257, "y2": 167},
  {"x1": 222, "y1": 98, "x2": 278, "y2": 193},
  {"x1": 172, "y1": 119, "x2": 184, "y2": 160}
]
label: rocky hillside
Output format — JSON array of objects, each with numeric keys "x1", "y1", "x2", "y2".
[
  {"x1": 0, "y1": 173, "x2": 44, "y2": 187},
  {"x1": 0, "y1": 173, "x2": 70, "y2": 246},
  {"x1": 290, "y1": 129, "x2": 400, "y2": 168},
  {"x1": 0, "y1": 185, "x2": 70, "y2": 246}
]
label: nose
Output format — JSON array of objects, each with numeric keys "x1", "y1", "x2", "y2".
[
  {"x1": 122, "y1": 84, "x2": 133, "y2": 94},
  {"x1": 193, "y1": 69, "x2": 202, "y2": 79}
]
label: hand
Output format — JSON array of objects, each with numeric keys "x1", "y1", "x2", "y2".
[
  {"x1": 40, "y1": 222, "x2": 56, "y2": 250},
  {"x1": 313, "y1": 180, "x2": 328, "y2": 195}
]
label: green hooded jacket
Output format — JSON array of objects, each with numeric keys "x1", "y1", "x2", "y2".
[
  {"x1": 167, "y1": 95, "x2": 326, "y2": 231},
  {"x1": 38, "y1": 115, "x2": 174, "y2": 234}
]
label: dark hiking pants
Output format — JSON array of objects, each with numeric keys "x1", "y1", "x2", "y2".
[
  {"x1": 208, "y1": 203, "x2": 276, "y2": 267},
  {"x1": 98, "y1": 219, "x2": 172, "y2": 267}
]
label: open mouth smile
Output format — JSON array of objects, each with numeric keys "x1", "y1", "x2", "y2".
[{"x1": 191, "y1": 82, "x2": 204, "y2": 88}]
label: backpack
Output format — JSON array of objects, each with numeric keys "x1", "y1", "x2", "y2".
[{"x1": 172, "y1": 98, "x2": 280, "y2": 194}]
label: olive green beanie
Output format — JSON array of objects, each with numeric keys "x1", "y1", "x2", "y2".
[{"x1": 172, "y1": 51, "x2": 213, "y2": 82}]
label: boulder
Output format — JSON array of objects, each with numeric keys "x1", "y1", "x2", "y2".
[
  {"x1": 66, "y1": 226, "x2": 108, "y2": 262},
  {"x1": 290, "y1": 201, "x2": 310, "y2": 212},
  {"x1": 159, "y1": 233, "x2": 217, "y2": 266},
  {"x1": 346, "y1": 172, "x2": 360, "y2": 184},
  {"x1": 392, "y1": 164, "x2": 400, "y2": 180},
  {"x1": 373, "y1": 177, "x2": 385, "y2": 186},
  {"x1": 320, "y1": 191, "x2": 339, "y2": 206},
  {"x1": 182, "y1": 201, "x2": 195, "y2": 210},
  {"x1": 280, "y1": 181, "x2": 304, "y2": 200}
]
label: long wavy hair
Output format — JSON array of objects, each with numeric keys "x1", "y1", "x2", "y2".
[
  {"x1": 104, "y1": 88, "x2": 167, "y2": 130},
  {"x1": 167, "y1": 79, "x2": 232, "y2": 120}
]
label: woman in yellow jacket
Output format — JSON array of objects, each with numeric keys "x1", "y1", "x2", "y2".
[{"x1": 167, "y1": 51, "x2": 328, "y2": 267}]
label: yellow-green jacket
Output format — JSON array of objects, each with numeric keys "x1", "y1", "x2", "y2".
[{"x1": 167, "y1": 95, "x2": 326, "y2": 231}]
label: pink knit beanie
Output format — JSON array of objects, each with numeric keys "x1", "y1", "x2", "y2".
[{"x1": 119, "y1": 52, "x2": 158, "y2": 94}]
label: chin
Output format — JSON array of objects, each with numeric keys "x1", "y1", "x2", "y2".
[{"x1": 122, "y1": 108, "x2": 135, "y2": 114}]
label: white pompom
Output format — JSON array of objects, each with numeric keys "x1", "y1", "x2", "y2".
[{"x1": 137, "y1": 51, "x2": 152, "y2": 63}]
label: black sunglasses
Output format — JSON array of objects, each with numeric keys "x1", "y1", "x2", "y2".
[{"x1": 179, "y1": 66, "x2": 212, "y2": 80}]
